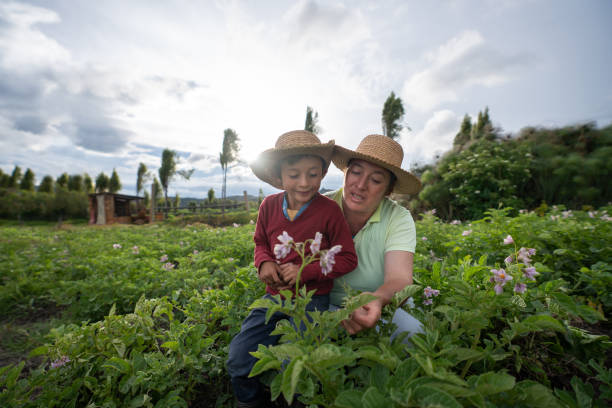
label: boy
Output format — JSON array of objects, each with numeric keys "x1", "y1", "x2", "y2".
[{"x1": 226, "y1": 130, "x2": 357, "y2": 408}]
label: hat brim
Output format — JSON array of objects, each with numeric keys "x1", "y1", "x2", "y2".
[
  {"x1": 250, "y1": 141, "x2": 335, "y2": 190},
  {"x1": 332, "y1": 145, "x2": 422, "y2": 195}
]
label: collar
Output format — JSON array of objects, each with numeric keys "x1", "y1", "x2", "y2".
[{"x1": 282, "y1": 192, "x2": 314, "y2": 221}]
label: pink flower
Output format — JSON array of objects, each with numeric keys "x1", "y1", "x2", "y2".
[
  {"x1": 160, "y1": 254, "x2": 168, "y2": 262},
  {"x1": 113, "y1": 243, "x2": 122, "y2": 249},
  {"x1": 523, "y1": 266, "x2": 539, "y2": 281},
  {"x1": 517, "y1": 247, "x2": 536, "y2": 264},
  {"x1": 491, "y1": 268, "x2": 513, "y2": 294},
  {"x1": 162, "y1": 262, "x2": 175, "y2": 270},
  {"x1": 504, "y1": 255, "x2": 514, "y2": 264},
  {"x1": 422, "y1": 236, "x2": 428, "y2": 241},
  {"x1": 462, "y1": 230, "x2": 472, "y2": 236},
  {"x1": 193, "y1": 249, "x2": 199, "y2": 255},
  {"x1": 423, "y1": 286, "x2": 440, "y2": 298},
  {"x1": 233, "y1": 223, "x2": 240, "y2": 228},
  {"x1": 503, "y1": 235, "x2": 514, "y2": 245},
  {"x1": 310, "y1": 232, "x2": 323, "y2": 255},
  {"x1": 514, "y1": 283, "x2": 527, "y2": 293},
  {"x1": 250, "y1": 220, "x2": 255, "y2": 224},
  {"x1": 274, "y1": 231, "x2": 294, "y2": 260},
  {"x1": 50, "y1": 355, "x2": 70, "y2": 369},
  {"x1": 320, "y1": 245, "x2": 342, "y2": 276},
  {"x1": 450, "y1": 220, "x2": 461, "y2": 225},
  {"x1": 132, "y1": 246, "x2": 139, "y2": 254},
  {"x1": 423, "y1": 299, "x2": 433, "y2": 306}
]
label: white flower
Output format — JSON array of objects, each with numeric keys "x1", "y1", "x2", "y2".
[
  {"x1": 112, "y1": 243, "x2": 122, "y2": 249},
  {"x1": 310, "y1": 232, "x2": 323, "y2": 255},
  {"x1": 320, "y1": 245, "x2": 342, "y2": 276}
]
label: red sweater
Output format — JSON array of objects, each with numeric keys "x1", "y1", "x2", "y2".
[{"x1": 254, "y1": 192, "x2": 357, "y2": 296}]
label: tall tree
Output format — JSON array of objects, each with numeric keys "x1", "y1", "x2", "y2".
[
  {"x1": 304, "y1": 106, "x2": 321, "y2": 135},
  {"x1": 8, "y1": 165, "x2": 22, "y2": 188},
  {"x1": 207, "y1": 188, "x2": 215, "y2": 204},
  {"x1": 83, "y1": 173, "x2": 94, "y2": 193},
  {"x1": 68, "y1": 174, "x2": 83, "y2": 191},
  {"x1": 19, "y1": 168, "x2": 35, "y2": 191},
  {"x1": 95, "y1": 172, "x2": 109, "y2": 193},
  {"x1": 109, "y1": 169, "x2": 121, "y2": 193},
  {"x1": 38, "y1": 175, "x2": 54, "y2": 193},
  {"x1": 159, "y1": 150, "x2": 176, "y2": 209},
  {"x1": 0, "y1": 169, "x2": 9, "y2": 187},
  {"x1": 152, "y1": 177, "x2": 162, "y2": 208},
  {"x1": 219, "y1": 129, "x2": 240, "y2": 200},
  {"x1": 382, "y1": 91, "x2": 406, "y2": 140},
  {"x1": 453, "y1": 114, "x2": 472, "y2": 148},
  {"x1": 56, "y1": 172, "x2": 69, "y2": 190},
  {"x1": 173, "y1": 193, "x2": 180, "y2": 210},
  {"x1": 136, "y1": 162, "x2": 149, "y2": 196}
]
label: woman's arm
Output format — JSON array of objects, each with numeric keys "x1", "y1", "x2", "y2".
[{"x1": 341, "y1": 250, "x2": 413, "y2": 334}]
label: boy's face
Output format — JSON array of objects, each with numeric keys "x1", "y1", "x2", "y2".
[{"x1": 278, "y1": 155, "x2": 324, "y2": 210}]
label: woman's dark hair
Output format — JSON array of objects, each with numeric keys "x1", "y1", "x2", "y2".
[{"x1": 275, "y1": 154, "x2": 328, "y2": 178}]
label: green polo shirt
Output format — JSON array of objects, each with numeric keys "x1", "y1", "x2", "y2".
[{"x1": 325, "y1": 188, "x2": 416, "y2": 306}]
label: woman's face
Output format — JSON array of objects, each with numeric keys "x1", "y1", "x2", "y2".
[{"x1": 342, "y1": 159, "x2": 392, "y2": 217}]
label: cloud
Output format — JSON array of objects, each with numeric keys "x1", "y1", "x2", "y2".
[
  {"x1": 405, "y1": 110, "x2": 461, "y2": 164},
  {"x1": 402, "y1": 30, "x2": 529, "y2": 112}
]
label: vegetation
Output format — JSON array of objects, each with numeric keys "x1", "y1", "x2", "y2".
[
  {"x1": 305, "y1": 106, "x2": 321, "y2": 135},
  {"x1": 0, "y1": 205, "x2": 610, "y2": 407},
  {"x1": 415, "y1": 117, "x2": 612, "y2": 220},
  {"x1": 382, "y1": 91, "x2": 406, "y2": 140},
  {"x1": 219, "y1": 129, "x2": 240, "y2": 201}
]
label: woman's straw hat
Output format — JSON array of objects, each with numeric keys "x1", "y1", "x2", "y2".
[
  {"x1": 332, "y1": 134, "x2": 422, "y2": 195},
  {"x1": 250, "y1": 130, "x2": 335, "y2": 190}
]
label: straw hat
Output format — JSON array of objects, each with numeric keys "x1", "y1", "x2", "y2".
[
  {"x1": 332, "y1": 134, "x2": 422, "y2": 195},
  {"x1": 250, "y1": 130, "x2": 335, "y2": 190}
]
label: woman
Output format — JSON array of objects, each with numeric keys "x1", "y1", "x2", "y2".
[{"x1": 325, "y1": 134, "x2": 423, "y2": 337}]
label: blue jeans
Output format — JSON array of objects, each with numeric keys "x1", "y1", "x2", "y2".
[{"x1": 226, "y1": 294, "x2": 329, "y2": 403}]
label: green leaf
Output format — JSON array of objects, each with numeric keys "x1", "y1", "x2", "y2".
[
  {"x1": 160, "y1": 341, "x2": 179, "y2": 352},
  {"x1": 270, "y1": 373, "x2": 282, "y2": 400},
  {"x1": 362, "y1": 386, "x2": 390, "y2": 408},
  {"x1": 414, "y1": 385, "x2": 463, "y2": 408},
  {"x1": 335, "y1": 390, "x2": 364, "y2": 408},
  {"x1": 472, "y1": 372, "x2": 515, "y2": 396},
  {"x1": 250, "y1": 356, "x2": 282, "y2": 377},
  {"x1": 281, "y1": 357, "x2": 304, "y2": 404},
  {"x1": 570, "y1": 376, "x2": 594, "y2": 408},
  {"x1": 521, "y1": 314, "x2": 565, "y2": 333},
  {"x1": 516, "y1": 381, "x2": 564, "y2": 408},
  {"x1": 308, "y1": 344, "x2": 355, "y2": 368},
  {"x1": 4, "y1": 361, "x2": 24, "y2": 388},
  {"x1": 28, "y1": 345, "x2": 49, "y2": 357},
  {"x1": 451, "y1": 347, "x2": 485, "y2": 362},
  {"x1": 102, "y1": 356, "x2": 132, "y2": 374}
]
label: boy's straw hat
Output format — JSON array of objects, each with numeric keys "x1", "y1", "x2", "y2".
[
  {"x1": 250, "y1": 130, "x2": 335, "y2": 190},
  {"x1": 332, "y1": 134, "x2": 422, "y2": 195}
]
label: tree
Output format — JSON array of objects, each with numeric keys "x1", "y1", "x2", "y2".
[
  {"x1": 56, "y1": 173, "x2": 69, "y2": 190},
  {"x1": 382, "y1": 92, "x2": 406, "y2": 140},
  {"x1": 219, "y1": 129, "x2": 240, "y2": 200},
  {"x1": 152, "y1": 177, "x2": 162, "y2": 209},
  {"x1": 136, "y1": 162, "x2": 149, "y2": 196},
  {"x1": 0, "y1": 169, "x2": 9, "y2": 188},
  {"x1": 83, "y1": 173, "x2": 94, "y2": 193},
  {"x1": 453, "y1": 114, "x2": 472, "y2": 148},
  {"x1": 19, "y1": 168, "x2": 35, "y2": 191},
  {"x1": 68, "y1": 174, "x2": 83, "y2": 192},
  {"x1": 8, "y1": 166, "x2": 22, "y2": 188},
  {"x1": 158, "y1": 149, "x2": 194, "y2": 209},
  {"x1": 207, "y1": 188, "x2": 215, "y2": 204},
  {"x1": 38, "y1": 175, "x2": 54, "y2": 193},
  {"x1": 173, "y1": 193, "x2": 180, "y2": 210},
  {"x1": 304, "y1": 106, "x2": 321, "y2": 135},
  {"x1": 109, "y1": 169, "x2": 121, "y2": 193},
  {"x1": 95, "y1": 172, "x2": 109, "y2": 193}
]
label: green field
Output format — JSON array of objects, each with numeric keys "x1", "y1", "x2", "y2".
[{"x1": 1, "y1": 206, "x2": 611, "y2": 407}]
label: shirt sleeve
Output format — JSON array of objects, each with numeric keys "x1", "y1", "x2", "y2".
[
  {"x1": 253, "y1": 198, "x2": 276, "y2": 270},
  {"x1": 384, "y1": 203, "x2": 417, "y2": 253},
  {"x1": 300, "y1": 201, "x2": 357, "y2": 283}
]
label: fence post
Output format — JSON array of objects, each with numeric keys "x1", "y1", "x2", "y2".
[
  {"x1": 150, "y1": 184, "x2": 156, "y2": 223},
  {"x1": 244, "y1": 190, "x2": 249, "y2": 211}
]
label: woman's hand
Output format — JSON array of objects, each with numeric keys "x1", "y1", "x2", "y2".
[{"x1": 341, "y1": 293, "x2": 383, "y2": 334}]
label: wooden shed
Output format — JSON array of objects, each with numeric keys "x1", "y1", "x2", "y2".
[{"x1": 88, "y1": 193, "x2": 146, "y2": 225}]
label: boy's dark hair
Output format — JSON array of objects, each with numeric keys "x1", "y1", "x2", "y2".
[{"x1": 275, "y1": 154, "x2": 329, "y2": 178}]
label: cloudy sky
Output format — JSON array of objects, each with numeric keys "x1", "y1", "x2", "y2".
[{"x1": 1, "y1": 0, "x2": 611, "y2": 198}]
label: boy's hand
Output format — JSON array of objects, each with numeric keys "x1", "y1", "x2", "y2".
[
  {"x1": 278, "y1": 263, "x2": 300, "y2": 287},
  {"x1": 258, "y1": 261, "x2": 282, "y2": 287}
]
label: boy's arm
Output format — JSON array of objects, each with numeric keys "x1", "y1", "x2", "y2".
[
  {"x1": 253, "y1": 199, "x2": 276, "y2": 269},
  {"x1": 300, "y1": 204, "x2": 357, "y2": 283}
]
